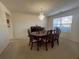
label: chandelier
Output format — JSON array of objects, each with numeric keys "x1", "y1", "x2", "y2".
[{"x1": 38, "y1": 8, "x2": 45, "y2": 20}]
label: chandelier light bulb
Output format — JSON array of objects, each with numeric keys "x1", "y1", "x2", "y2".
[
  {"x1": 38, "y1": 8, "x2": 45, "y2": 20},
  {"x1": 39, "y1": 13, "x2": 45, "y2": 20}
]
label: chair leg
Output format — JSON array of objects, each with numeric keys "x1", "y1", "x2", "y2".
[
  {"x1": 51, "y1": 40, "x2": 54, "y2": 48},
  {"x1": 31, "y1": 42, "x2": 33, "y2": 50},
  {"x1": 37, "y1": 41, "x2": 39, "y2": 51},
  {"x1": 45, "y1": 42, "x2": 48, "y2": 51},
  {"x1": 29, "y1": 41, "x2": 30, "y2": 46},
  {"x1": 57, "y1": 39, "x2": 59, "y2": 45}
]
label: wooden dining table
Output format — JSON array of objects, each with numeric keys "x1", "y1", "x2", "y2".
[
  {"x1": 30, "y1": 31, "x2": 48, "y2": 50},
  {"x1": 31, "y1": 31, "x2": 47, "y2": 37}
]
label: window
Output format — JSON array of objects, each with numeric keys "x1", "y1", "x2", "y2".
[{"x1": 53, "y1": 16, "x2": 72, "y2": 32}]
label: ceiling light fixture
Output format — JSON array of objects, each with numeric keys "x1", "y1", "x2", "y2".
[{"x1": 39, "y1": 8, "x2": 45, "y2": 20}]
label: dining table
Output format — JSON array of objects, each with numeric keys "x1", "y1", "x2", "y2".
[
  {"x1": 31, "y1": 31, "x2": 47, "y2": 37},
  {"x1": 30, "y1": 31, "x2": 49, "y2": 50}
]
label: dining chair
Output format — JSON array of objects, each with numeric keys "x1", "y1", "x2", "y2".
[
  {"x1": 27, "y1": 29, "x2": 31, "y2": 46},
  {"x1": 47, "y1": 30, "x2": 54, "y2": 48},
  {"x1": 29, "y1": 33, "x2": 40, "y2": 51},
  {"x1": 28, "y1": 29, "x2": 41, "y2": 51},
  {"x1": 53, "y1": 29, "x2": 60, "y2": 45},
  {"x1": 41, "y1": 30, "x2": 54, "y2": 51},
  {"x1": 41, "y1": 34, "x2": 50, "y2": 51}
]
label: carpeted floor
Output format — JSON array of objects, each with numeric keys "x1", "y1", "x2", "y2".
[{"x1": 0, "y1": 38, "x2": 79, "y2": 59}]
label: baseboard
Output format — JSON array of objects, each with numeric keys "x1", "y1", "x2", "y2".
[
  {"x1": 0, "y1": 40, "x2": 10, "y2": 55},
  {"x1": 59, "y1": 36, "x2": 79, "y2": 45},
  {"x1": 68, "y1": 39, "x2": 79, "y2": 44}
]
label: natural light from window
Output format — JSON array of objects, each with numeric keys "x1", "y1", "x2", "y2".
[{"x1": 53, "y1": 16, "x2": 72, "y2": 32}]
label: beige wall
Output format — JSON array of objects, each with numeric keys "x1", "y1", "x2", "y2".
[
  {"x1": 47, "y1": 16, "x2": 53, "y2": 30},
  {"x1": 12, "y1": 13, "x2": 47, "y2": 39},
  {"x1": 0, "y1": 2, "x2": 13, "y2": 54},
  {"x1": 47, "y1": 7, "x2": 79, "y2": 43}
]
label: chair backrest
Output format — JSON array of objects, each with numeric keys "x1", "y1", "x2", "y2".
[
  {"x1": 54, "y1": 29, "x2": 60, "y2": 40},
  {"x1": 55, "y1": 27, "x2": 61, "y2": 34},
  {"x1": 30, "y1": 26, "x2": 44, "y2": 32},
  {"x1": 27, "y1": 29, "x2": 30, "y2": 36},
  {"x1": 29, "y1": 33, "x2": 36, "y2": 42},
  {"x1": 47, "y1": 30, "x2": 53, "y2": 41},
  {"x1": 47, "y1": 30, "x2": 52, "y2": 35},
  {"x1": 27, "y1": 29, "x2": 34, "y2": 41}
]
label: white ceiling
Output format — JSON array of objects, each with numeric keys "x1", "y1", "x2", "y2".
[{"x1": 1, "y1": 0, "x2": 79, "y2": 16}]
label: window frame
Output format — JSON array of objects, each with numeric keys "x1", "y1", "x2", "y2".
[{"x1": 53, "y1": 16, "x2": 72, "y2": 32}]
